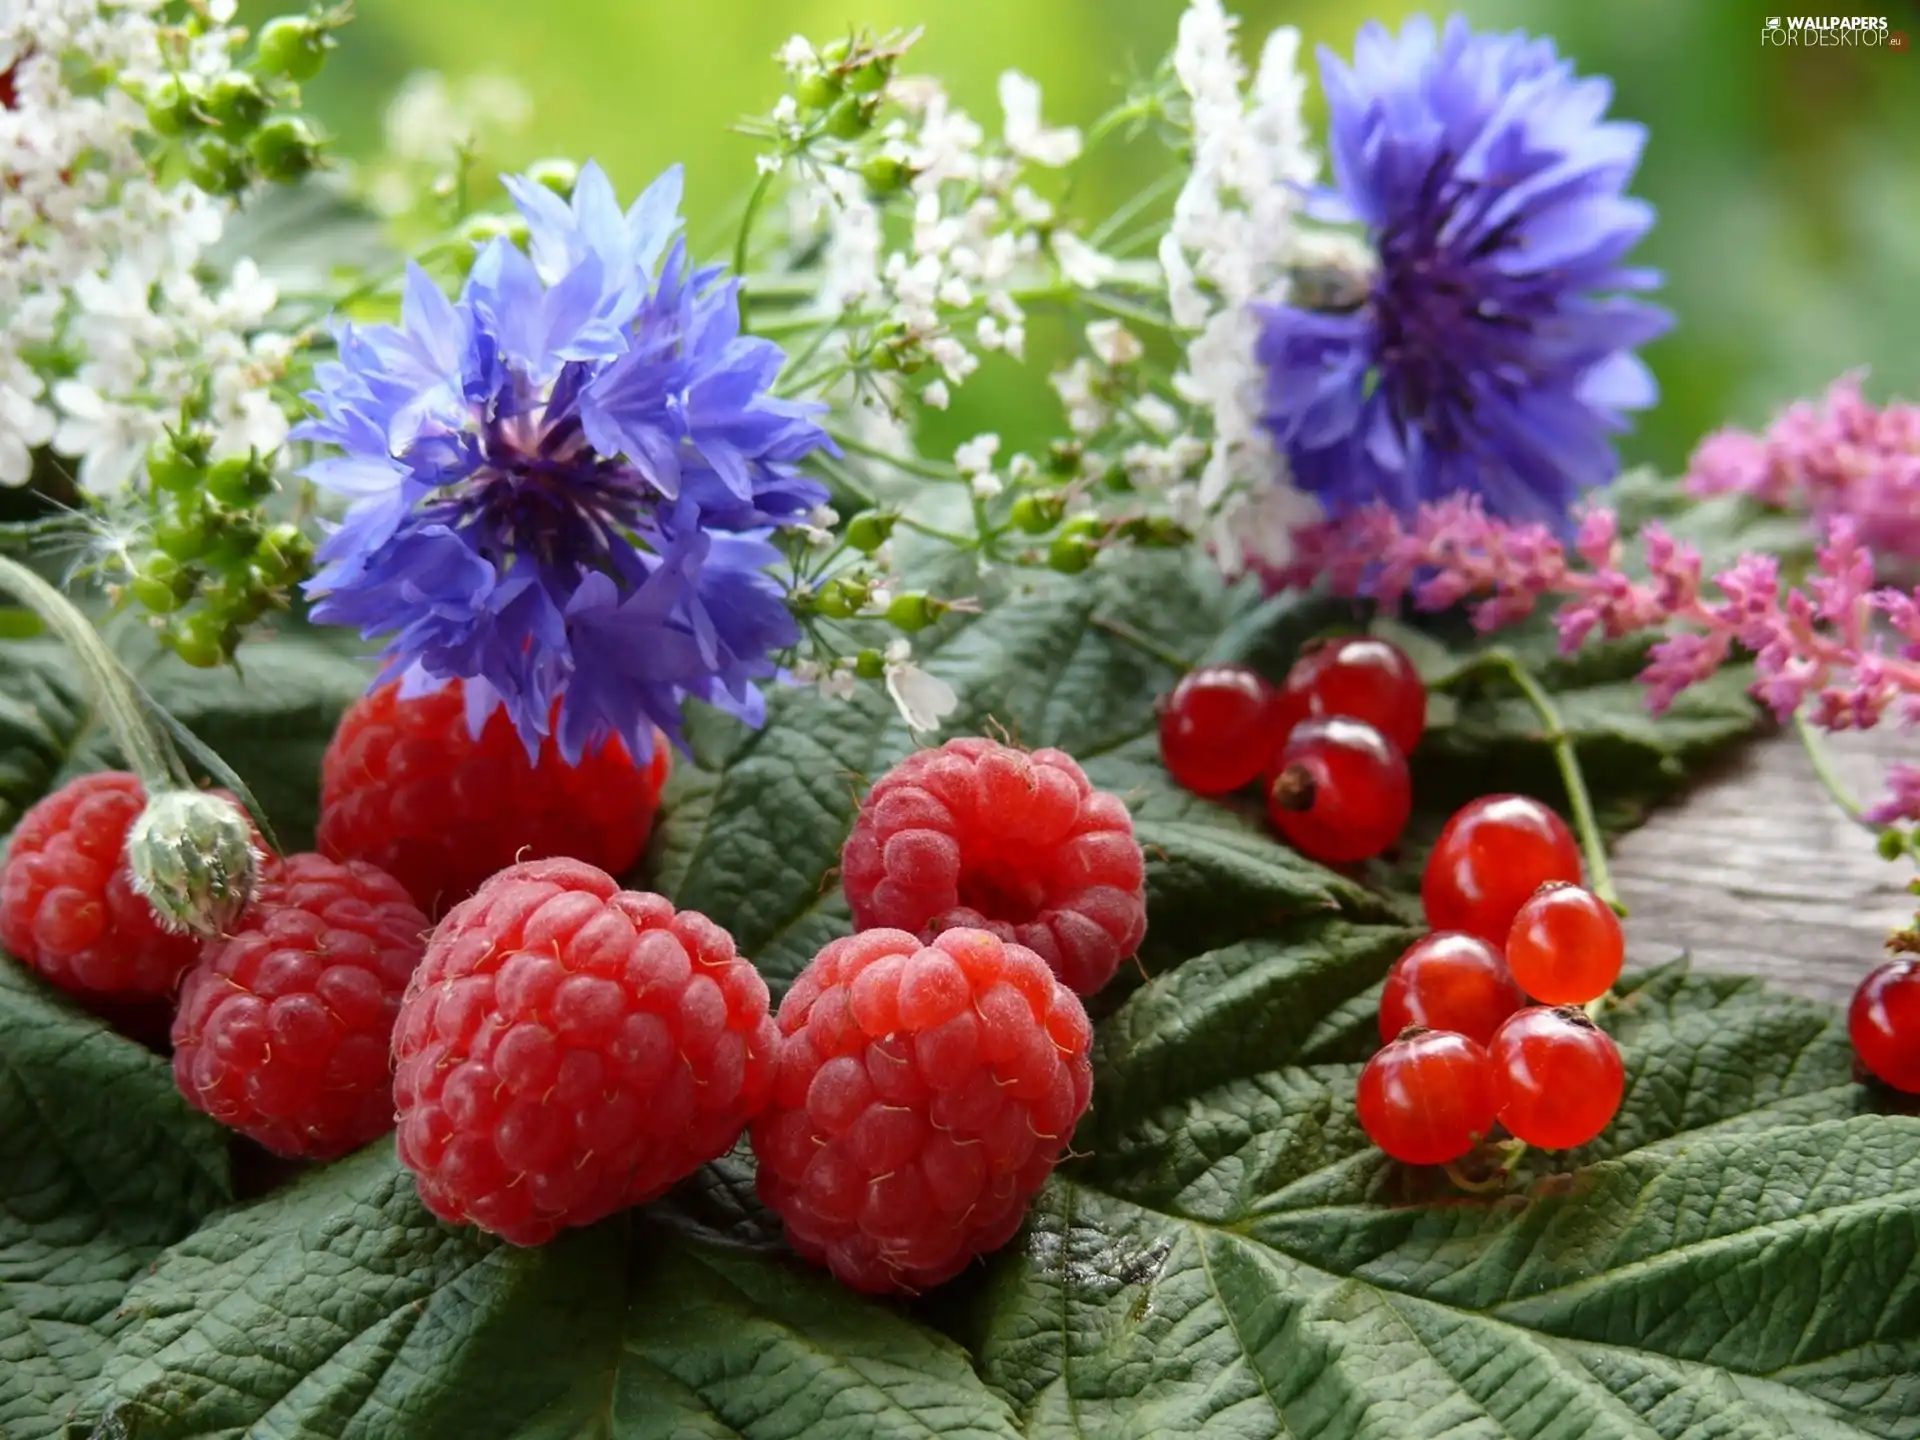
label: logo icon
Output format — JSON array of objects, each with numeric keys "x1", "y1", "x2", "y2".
[{"x1": 1764, "y1": 15, "x2": 1781, "y2": 31}]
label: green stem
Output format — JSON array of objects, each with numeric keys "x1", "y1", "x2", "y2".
[
  {"x1": 1447, "y1": 647, "x2": 1622, "y2": 915},
  {"x1": 732, "y1": 170, "x2": 777, "y2": 329},
  {"x1": 0, "y1": 557, "x2": 184, "y2": 795},
  {"x1": 1792, "y1": 708, "x2": 1870, "y2": 826},
  {"x1": 828, "y1": 430, "x2": 961, "y2": 483},
  {"x1": 1089, "y1": 612, "x2": 1193, "y2": 673},
  {"x1": 897, "y1": 516, "x2": 977, "y2": 549}
]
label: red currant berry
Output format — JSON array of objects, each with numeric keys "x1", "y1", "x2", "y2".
[
  {"x1": 1849, "y1": 960, "x2": 1920, "y2": 1093},
  {"x1": 1355, "y1": 1029, "x2": 1497, "y2": 1165},
  {"x1": 1422, "y1": 794, "x2": 1582, "y2": 944},
  {"x1": 1159, "y1": 664, "x2": 1281, "y2": 796},
  {"x1": 1505, "y1": 882, "x2": 1624, "y2": 1005},
  {"x1": 1265, "y1": 717, "x2": 1411, "y2": 865},
  {"x1": 1276, "y1": 636, "x2": 1428, "y2": 756},
  {"x1": 1488, "y1": 1006, "x2": 1625, "y2": 1149},
  {"x1": 1379, "y1": 932, "x2": 1525, "y2": 1047}
]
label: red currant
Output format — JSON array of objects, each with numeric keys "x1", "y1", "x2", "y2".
[
  {"x1": 1849, "y1": 960, "x2": 1920, "y2": 1093},
  {"x1": 1488, "y1": 1006, "x2": 1624, "y2": 1149},
  {"x1": 1379, "y1": 932, "x2": 1525, "y2": 1047},
  {"x1": 1355, "y1": 1029, "x2": 1497, "y2": 1165},
  {"x1": 1265, "y1": 717, "x2": 1411, "y2": 865},
  {"x1": 1505, "y1": 882, "x2": 1624, "y2": 1005},
  {"x1": 1422, "y1": 794, "x2": 1582, "y2": 944},
  {"x1": 1276, "y1": 636, "x2": 1428, "y2": 756},
  {"x1": 1159, "y1": 664, "x2": 1281, "y2": 796}
]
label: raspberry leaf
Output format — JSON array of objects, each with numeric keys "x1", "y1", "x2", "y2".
[{"x1": 0, "y1": 962, "x2": 229, "y2": 1439}]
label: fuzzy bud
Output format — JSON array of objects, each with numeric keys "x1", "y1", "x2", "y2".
[{"x1": 125, "y1": 790, "x2": 262, "y2": 937}]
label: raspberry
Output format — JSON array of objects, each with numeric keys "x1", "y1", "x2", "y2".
[
  {"x1": 318, "y1": 680, "x2": 671, "y2": 918},
  {"x1": 840, "y1": 737, "x2": 1147, "y2": 996},
  {"x1": 749, "y1": 927, "x2": 1094, "y2": 1294},
  {"x1": 392, "y1": 858, "x2": 776, "y2": 1246},
  {"x1": 0, "y1": 772, "x2": 242, "y2": 999},
  {"x1": 172, "y1": 853, "x2": 429, "y2": 1159}
]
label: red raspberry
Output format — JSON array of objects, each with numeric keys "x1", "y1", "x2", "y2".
[
  {"x1": 318, "y1": 680, "x2": 671, "y2": 918},
  {"x1": 1, "y1": 772, "x2": 239, "y2": 999},
  {"x1": 392, "y1": 858, "x2": 776, "y2": 1246},
  {"x1": 840, "y1": 737, "x2": 1147, "y2": 996},
  {"x1": 172, "y1": 853, "x2": 429, "y2": 1159},
  {"x1": 750, "y1": 927, "x2": 1093, "y2": 1295}
]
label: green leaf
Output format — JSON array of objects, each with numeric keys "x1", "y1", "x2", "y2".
[
  {"x1": 0, "y1": 962, "x2": 230, "y2": 1439},
  {"x1": 960, "y1": 953, "x2": 1918, "y2": 1439},
  {"x1": 76, "y1": 1147, "x2": 1023, "y2": 1440},
  {"x1": 0, "y1": 640, "x2": 88, "y2": 838}
]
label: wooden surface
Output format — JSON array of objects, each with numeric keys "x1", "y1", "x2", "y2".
[{"x1": 1614, "y1": 724, "x2": 1912, "y2": 1005}]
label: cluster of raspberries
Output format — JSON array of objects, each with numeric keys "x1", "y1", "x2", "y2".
[{"x1": 0, "y1": 683, "x2": 1148, "y2": 1294}]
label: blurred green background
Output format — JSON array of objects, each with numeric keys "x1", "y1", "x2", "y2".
[{"x1": 257, "y1": 0, "x2": 1920, "y2": 476}]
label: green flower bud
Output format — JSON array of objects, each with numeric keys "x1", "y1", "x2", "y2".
[
  {"x1": 253, "y1": 523, "x2": 313, "y2": 588},
  {"x1": 255, "y1": 15, "x2": 330, "y2": 82},
  {"x1": 168, "y1": 609, "x2": 237, "y2": 668},
  {"x1": 205, "y1": 71, "x2": 270, "y2": 138},
  {"x1": 885, "y1": 591, "x2": 938, "y2": 632},
  {"x1": 1060, "y1": 513, "x2": 1101, "y2": 540},
  {"x1": 794, "y1": 72, "x2": 841, "y2": 111},
  {"x1": 814, "y1": 578, "x2": 861, "y2": 620},
  {"x1": 845, "y1": 510, "x2": 896, "y2": 553},
  {"x1": 145, "y1": 76, "x2": 201, "y2": 135},
  {"x1": 154, "y1": 519, "x2": 211, "y2": 563},
  {"x1": 1009, "y1": 493, "x2": 1061, "y2": 534},
  {"x1": 186, "y1": 135, "x2": 250, "y2": 195},
  {"x1": 818, "y1": 37, "x2": 853, "y2": 65},
  {"x1": 824, "y1": 96, "x2": 873, "y2": 140},
  {"x1": 206, "y1": 514, "x2": 266, "y2": 576},
  {"x1": 129, "y1": 554, "x2": 192, "y2": 615},
  {"x1": 205, "y1": 454, "x2": 275, "y2": 507},
  {"x1": 524, "y1": 157, "x2": 580, "y2": 197},
  {"x1": 248, "y1": 114, "x2": 321, "y2": 183},
  {"x1": 124, "y1": 789, "x2": 261, "y2": 937},
  {"x1": 854, "y1": 647, "x2": 886, "y2": 680},
  {"x1": 860, "y1": 155, "x2": 912, "y2": 196},
  {"x1": 145, "y1": 434, "x2": 208, "y2": 494},
  {"x1": 1048, "y1": 533, "x2": 1097, "y2": 574},
  {"x1": 1047, "y1": 440, "x2": 1084, "y2": 477}
]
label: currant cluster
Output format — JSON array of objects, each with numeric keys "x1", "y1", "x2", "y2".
[
  {"x1": 1359, "y1": 795, "x2": 1627, "y2": 1167},
  {"x1": 1158, "y1": 635, "x2": 1426, "y2": 865},
  {"x1": 1850, "y1": 960, "x2": 1920, "y2": 1094}
]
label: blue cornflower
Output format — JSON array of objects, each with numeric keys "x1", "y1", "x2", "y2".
[
  {"x1": 1256, "y1": 15, "x2": 1671, "y2": 529},
  {"x1": 295, "y1": 162, "x2": 834, "y2": 762}
]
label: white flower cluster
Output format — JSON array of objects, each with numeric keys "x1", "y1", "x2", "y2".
[
  {"x1": 1159, "y1": 0, "x2": 1323, "y2": 576},
  {"x1": 0, "y1": 0, "x2": 292, "y2": 492},
  {"x1": 779, "y1": 42, "x2": 1107, "y2": 417},
  {"x1": 362, "y1": 69, "x2": 533, "y2": 218}
]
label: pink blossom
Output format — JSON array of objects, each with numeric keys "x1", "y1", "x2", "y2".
[
  {"x1": 1274, "y1": 497, "x2": 1920, "y2": 821},
  {"x1": 1684, "y1": 373, "x2": 1920, "y2": 559},
  {"x1": 1865, "y1": 764, "x2": 1920, "y2": 826}
]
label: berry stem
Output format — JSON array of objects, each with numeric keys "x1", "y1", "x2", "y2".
[
  {"x1": 1791, "y1": 707, "x2": 1872, "y2": 828},
  {"x1": 1444, "y1": 647, "x2": 1624, "y2": 917},
  {"x1": 0, "y1": 556, "x2": 184, "y2": 796},
  {"x1": 1443, "y1": 1137, "x2": 1528, "y2": 1194}
]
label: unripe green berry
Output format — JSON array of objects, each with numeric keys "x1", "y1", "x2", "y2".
[
  {"x1": 845, "y1": 510, "x2": 896, "y2": 553},
  {"x1": 1047, "y1": 441, "x2": 1083, "y2": 477},
  {"x1": 1880, "y1": 828, "x2": 1907, "y2": 861},
  {"x1": 131, "y1": 574, "x2": 185, "y2": 614},
  {"x1": 154, "y1": 520, "x2": 211, "y2": 563},
  {"x1": 255, "y1": 16, "x2": 329, "y2": 82},
  {"x1": 145, "y1": 435, "x2": 207, "y2": 494},
  {"x1": 248, "y1": 114, "x2": 321, "y2": 183},
  {"x1": 186, "y1": 136, "x2": 250, "y2": 195},
  {"x1": 861, "y1": 155, "x2": 912, "y2": 196},
  {"x1": 795, "y1": 72, "x2": 841, "y2": 111},
  {"x1": 125, "y1": 789, "x2": 261, "y2": 937},
  {"x1": 1048, "y1": 534, "x2": 1097, "y2": 574},
  {"x1": 824, "y1": 96, "x2": 873, "y2": 140},
  {"x1": 524, "y1": 157, "x2": 579, "y2": 197},
  {"x1": 845, "y1": 58, "x2": 891, "y2": 95},
  {"x1": 205, "y1": 71, "x2": 270, "y2": 138},
  {"x1": 818, "y1": 38, "x2": 853, "y2": 65},
  {"x1": 1009, "y1": 494, "x2": 1061, "y2": 534},
  {"x1": 885, "y1": 592, "x2": 937, "y2": 632},
  {"x1": 854, "y1": 648, "x2": 886, "y2": 680},
  {"x1": 1060, "y1": 513, "x2": 1101, "y2": 540},
  {"x1": 145, "y1": 76, "x2": 201, "y2": 135},
  {"x1": 167, "y1": 610, "x2": 232, "y2": 668},
  {"x1": 253, "y1": 524, "x2": 313, "y2": 588},
  {"x1": 205, "y1": 454, "x2": 274, "y2": 507},
  {"x1": 814, "y1": 579, "x2": 860, "y2": 620}
]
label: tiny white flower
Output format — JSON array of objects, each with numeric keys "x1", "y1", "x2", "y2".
[
  {"x1": 756, "y1": 154, "x2": 784, "y2": 177},
  {"x1": 970, "y1": 473, "x2": 1004, "y2": 502},
  {"x1": 808, "y1": 504, "x2": 840, "y2": 529},
  {"x1": 1135, "y1": 395, "x2": 1182, "y2": 436},
  {"x1": 777, "y1": 35, "x2": 815, "y2": 71},
  {"x1": 867, "y1": 585, "x2": 895, "y2": 613},
  {"x1": 921, "y1": 380, "x2": 951, "y2": 411},
  {"x1": 821, "y1": 667, "x2": 859, "y2": 702},
  {"x1": 1008, "y1": 452, "x2": 1038, "y2": 482},
  {"x1": 998, "y1": 70, "x2": 1082, "y2": 168},
  {"x1": 1052, "y1": 232, "x2": 1114, "y2": 289},
  {"x1": 771, "y1": 95, "x2": 799, "y2": 125},
  {"x1": 954, "y1": 434, "x2": 1001, "y2": 475},
  {"x1": 1086, "y1": 319, "x2": 1144, "y2": 367},
  {"x1": 883, "y1": 640, "x2": 958, "y2": 734}
]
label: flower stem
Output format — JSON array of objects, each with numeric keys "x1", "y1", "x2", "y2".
[
  {"x1": 1447, "y1": 647, "x2": 1623, "y2": 916},
  {"x1": 732, "y1": 171, "x2": 777, "y2": 329},
  {"x1": 1089, "y1": 612, "x2": 1192, "y2": 672},
  {"x1": 1792, "y1": 708, "x2": 1870, "y2": 826},
  {"x1": 0, "y1": 557, "x2": 182, "y2": 796}
]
